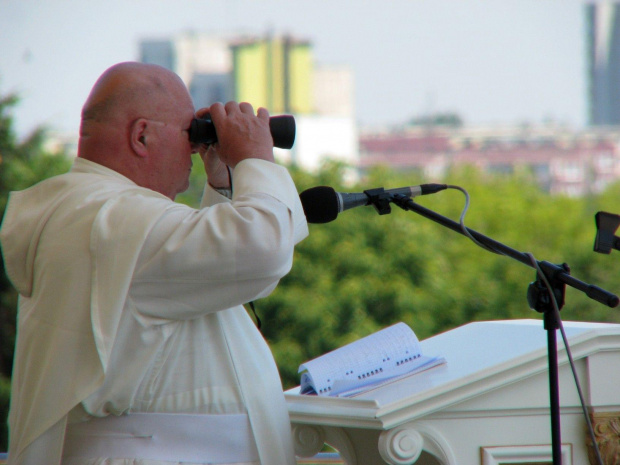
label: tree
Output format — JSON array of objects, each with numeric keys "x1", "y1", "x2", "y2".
[
  {"x1": 408, "y1": 112, "x2": 464, "y2": 128},
  {"x1": 260, "y1": 162, "x2": 620, "y2": 389}
]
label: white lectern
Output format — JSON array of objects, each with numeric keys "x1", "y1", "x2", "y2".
[{"x1": 286, "y1": 320, "x2": 620, "y2": 464}]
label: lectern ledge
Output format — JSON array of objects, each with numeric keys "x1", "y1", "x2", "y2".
[{"x1": 286, "y1": 320, "x2": 620, "y2": 465}]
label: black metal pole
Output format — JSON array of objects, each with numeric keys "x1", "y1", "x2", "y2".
[
  {"x1": 545, "y1": 310, "x2": 562, "y2": 464},
  {"x1": 389, "y1": 194, "x2": 618, "y2": 465}
]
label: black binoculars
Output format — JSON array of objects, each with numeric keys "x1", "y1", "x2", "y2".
[{"x1": 188, "y1": 114, "x2": 296, "y2": 149}]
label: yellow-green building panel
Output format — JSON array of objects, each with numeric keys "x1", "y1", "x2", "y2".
[{"x1": 232, "y1": 36, "x2": 313, "y2": 115}]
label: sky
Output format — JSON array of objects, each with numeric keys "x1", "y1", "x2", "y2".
[{"x1": 1, "y1": 0, "x2": 588, "y2": 139}]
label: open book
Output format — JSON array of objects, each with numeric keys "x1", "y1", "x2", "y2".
[{"x1": 298, "y1": 322, "x2": 446, "y2": 398}]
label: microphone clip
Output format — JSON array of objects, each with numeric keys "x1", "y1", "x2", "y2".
[
  {"x1": 364, "y1": 188, "x2": 393, "y2": 216},
  {"x1": 594, "y1": 211, "x2": 620, "y2": 254}
]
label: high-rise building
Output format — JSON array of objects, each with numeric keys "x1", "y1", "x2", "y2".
[
  {"x1": 587, "y1": 1, "x2": 620, "y2": 125},
  {"x1": 139, "y1": 32, "x2": 358, "y2": 171},
  {"x1": 313, "y1": 64, "x2": 355, "y2": 117},
  {"x1": 231, "y1": 36, "x2": 313, "y2": 114},
  {"x1": 140, "y1": 35, "x2": 232, "y2": 109},
  {"x1": 141, "y1": 34, "x2": 314, "y2": 115}
]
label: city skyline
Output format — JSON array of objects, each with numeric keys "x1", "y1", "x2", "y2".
[{"x1": 1, "y1": 0, "x2": 586, "y2": 138}]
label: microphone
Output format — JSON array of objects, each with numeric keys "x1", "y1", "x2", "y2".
[
  {"x1": 189, "y1": 114, "x2": 296, "y2": 149},
  {"x1": 300, "y1": 184, "x2": 448, "y2": 224}
]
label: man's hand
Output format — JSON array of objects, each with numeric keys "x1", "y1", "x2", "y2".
[
  {"x1": 207, "y1": 102, "x2": 275, "y2": 169},
  {"x1": 195, "y1": 102, "x2": 275, "y2": 189},
  {"x1": 192, "y1": 108, "x2": 226, "y2": 189}
]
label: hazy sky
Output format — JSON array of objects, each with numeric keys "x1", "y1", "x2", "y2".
[{"x1": 1, "y1": 0, "x2": 587, "y2": 138}]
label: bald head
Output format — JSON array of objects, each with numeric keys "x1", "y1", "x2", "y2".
[
  {"x1": 77, "y1": 62, "x2": 197, "y2": 199},
  {"x1": 80, "y1": 62, "x2": 188, "y2": 129}
]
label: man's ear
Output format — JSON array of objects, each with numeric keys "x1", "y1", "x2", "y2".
[{"x1": 130, "y1": 118, "x2": 149, "y2": 157}]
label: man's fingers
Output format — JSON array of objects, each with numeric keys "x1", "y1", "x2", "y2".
[
  {"x1": 256, "y1": 107, "x2": 270, "y2": 121},
  {"x1": 224, "y1": 101, "x2": 242, "y2": 115},
  {"x1": 238, "y1": 102, "x2": 254, "y2": 115},
  {"x1": 195, "y1": 107, "x2": 211, "y2": 120}
]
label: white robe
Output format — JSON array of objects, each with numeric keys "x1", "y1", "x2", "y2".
[{"x1": 0, "y1": 157, "x2": 308, "y2": 465}]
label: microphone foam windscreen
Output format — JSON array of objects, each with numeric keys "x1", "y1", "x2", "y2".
[{"x1": 299, "y1": 186, "x2": 339, "y2": 224}]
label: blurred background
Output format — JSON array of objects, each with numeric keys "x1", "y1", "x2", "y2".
[
  {"x1": 0, "y1": 0, "x2": 589, "y2": 136},
  {"x1": 3, "y1": 0, "x2": 620, "y2": 455}
]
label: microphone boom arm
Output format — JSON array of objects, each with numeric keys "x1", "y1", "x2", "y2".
[{"x1": 389, "y1": 194, "x2": 619, "y2": 308}]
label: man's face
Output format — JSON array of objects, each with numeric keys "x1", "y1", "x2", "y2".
[{"x1": 147, "y1": 88, "x2": 198, "y2": 200}]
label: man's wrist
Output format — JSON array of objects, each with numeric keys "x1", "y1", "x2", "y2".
[
  {"x1": 207, "y1": 165, "x2": 233, "y2": 198},
  {"x1": 209, "y1": 184, "x2": 232, "y2": 199}
]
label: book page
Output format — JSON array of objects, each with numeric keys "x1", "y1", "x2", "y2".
[
  {"x1": 334, "y1": 355, "x2": 447, "y2": 397},
  {"x1": 299, "y1": 322, "x2": 426, "y2": 396}
]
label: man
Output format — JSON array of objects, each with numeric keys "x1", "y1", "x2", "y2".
[{"x1": 0, "y1": 62, "x2": 308, "y2": 464}]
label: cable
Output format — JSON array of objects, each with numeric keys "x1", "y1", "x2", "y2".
[
  {"x1": 447, "y1": 185, "x2": 502, "y2": 255},
  {"x1": 524, "y1": 253, "x2": 603, "y2": 465},
  {"x1": 448, "y1": 185, "x2": 603, "y2": 464}
]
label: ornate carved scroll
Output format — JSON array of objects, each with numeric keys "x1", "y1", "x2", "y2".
[{"x1": 587, "y1": 411, "x2": 620, "y2": 465}]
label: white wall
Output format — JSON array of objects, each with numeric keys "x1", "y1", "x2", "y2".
[{"x1": 276, "y1": 115, "x2": 359, "y2": 171}]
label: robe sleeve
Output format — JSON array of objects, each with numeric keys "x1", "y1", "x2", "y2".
[{"x1": 129, "y1": 158, "x2": 308, "y2": 321}]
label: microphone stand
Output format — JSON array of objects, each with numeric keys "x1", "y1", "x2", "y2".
[{"x1": 377, "y1": 192, "x2": 619, "y2": 465}]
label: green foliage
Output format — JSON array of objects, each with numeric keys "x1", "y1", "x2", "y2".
[
  {"x1": 261, "y1": 162, "x2": 620, "y2": 389},
  {"x1": 175, "y1": 153, "x2": 208, "y2": 207},
  {"x1": 408, "y1": 112, "x2": 464, "y2": 128},
  {"x1": 0, "y1": 376, "x2": 9, "y2": 452}
]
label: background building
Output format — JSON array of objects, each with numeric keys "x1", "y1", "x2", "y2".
[
  {"x1": 587, "y1": 0, "x2": 620, "y2": 126},
  {"x1": 127, "y1": 5, "x2": 620, "y2": 196},
  {"x1": 140, "y1": 34, "x2": 233, "y2": 109},
  {"x1": 140, "y1": 32, "x2": 358, "y2": 171},
  {"x1": 359, "y1": 124, "x2": 620, "y2": 197},
  {"x1": 230, "y1": 35, "x2": 312, "y2": 115}
]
